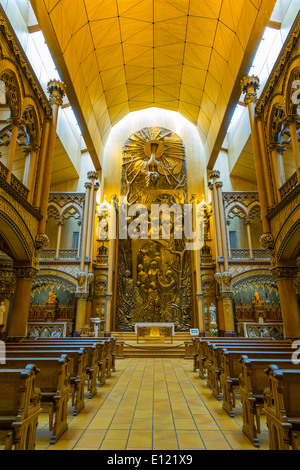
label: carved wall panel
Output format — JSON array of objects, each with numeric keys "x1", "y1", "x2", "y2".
[{"x1": 116, "y1": 127, "x2": 193, "y2": 332}]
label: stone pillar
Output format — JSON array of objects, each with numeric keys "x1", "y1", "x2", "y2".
[
  {"x1": 8, "y1": 267, "x2": 37, "y2": 339},
  {"x1": 286, "y1": 115, "x2": 300, "y2": 183},
  {"x1": 245, "y1": 220, "x2": 253, "y2": 259},
  {"x1": 190, "y1": 195, "x2": 205, "y2": 335},
  {"x1": 6, "y1": 118, "x2": 22, "y2": 184},
  {"x1": 25, "y1": 144, "x2": 39, "y2": 204},
  {"x1": 77, "y1": 221, "x2": 82, "y2": 259},
  {"x1": 105, "y1": 195, "x2": 118, "y2": 334},
  {"x1": 241, "y1": 77, "x2": 272, "y2": 238},
  {"x1": 89, "y1": 181, "x2": 100, "y2": 270},
  {"x1": 35, "y1": 117, "x2": 51, "y2": 208},
  {"x1": 85, "y1": 172, "x2": 98, "y2": 262},
  {"x1": 208, "y1": 171, "x2": 222, "y2": 268},
  {"x1": 75, "y1": 294, "x2": 88, "y2": 333},
  {"x1": 272, "y1": 265, "x2": 300, "y2": 339},
  {"x1": 256, "y1": 116, "x2": 274, "y2": 207},
  {"x1": 80, "y1": 182, "x2": 92, "y2": 271},
  {"x1": 269, "y1": 143, "x2": 286, "y2": 202},
  {"x1": 55, "y1": 221, "x2": 63, "y2": 259},
  {"x1": 22, "y1": 146, "x2": 31, "y2": 187},
  {"x1": 226, "y1": 221, "x2": 232, "y2": 258},
  {"x1": 216, "y1": 180, "x2": 229, "y2": 271},
  {"x1": 221, "y1": 271, "x2": 236, "y2": 336},
  {"x1": 39, "y1": 80, "x2": 66, "y2": 234},
  {"x1": 214, "y1": 272, "x2": 225, "y2": 335},
  {"x1": 0, "y1": 264, "x2": 16, "y2": 339}
]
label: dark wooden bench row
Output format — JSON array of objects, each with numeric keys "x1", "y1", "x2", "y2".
[{"x1": 0, "y1": 336, "x2": 119, "y2": 448}]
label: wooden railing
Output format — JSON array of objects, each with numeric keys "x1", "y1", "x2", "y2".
[
  {"x1": 40, "y1": 249, "x2": 79, "y2": 260},
  {"x1": 10, "y1": 173, "x2": 29, "y2": 200},
  {"x1": 0, "y1": 160, "x2": 29, "y2": 200},
  {"x1": 279, "y1": 171, "x2": 298, "y2": 200},
  {"x1": 0, "y1": 160, "x2": 8, "y2": 179},
  {"x1": 230, "y1": 249, "x2": 269, "y2": 260}
]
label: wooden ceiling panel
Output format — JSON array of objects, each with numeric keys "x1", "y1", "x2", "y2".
[{"x1": 32, "y1": 0, "x2": 276, "y2": 161}]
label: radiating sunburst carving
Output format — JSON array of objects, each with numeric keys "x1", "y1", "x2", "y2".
[{"x1": 121, "y1": 127, "x2": 187, "y2": 204}]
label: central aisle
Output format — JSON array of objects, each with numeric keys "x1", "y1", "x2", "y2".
[{"x1": 35, "y1": 358, "x2": 269, "y2": 450}]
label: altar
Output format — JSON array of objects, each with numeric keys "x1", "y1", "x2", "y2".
[{"x1": 134, "y1": 323, "x2": 175, "y2": 344}]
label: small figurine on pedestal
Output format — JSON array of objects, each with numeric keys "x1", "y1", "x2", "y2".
[{"x1": 209, "y1": 303, "x2": 218, "y2": 337}]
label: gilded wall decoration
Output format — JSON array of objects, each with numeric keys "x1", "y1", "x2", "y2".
[
  {"x1": 121, "y1": 127, "x2": 187, "y2": 205},
  {"x1": 116, "y1": 127, "x2": 193, "y2": 332}
]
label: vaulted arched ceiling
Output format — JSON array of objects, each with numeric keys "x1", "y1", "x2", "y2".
[{"x1": 31, "y1": 0, "x2": 275, "y2": 169}]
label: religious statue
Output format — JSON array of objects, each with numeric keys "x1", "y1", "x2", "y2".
[
  {"x1": 209, "y1": 303, "x2": 218, "y2": 337},
  {"x1": 48, "y1": 290, "x2": 58, "y2": 304},
  {"x1": 258, "y1": 314, "x2": 265, "y2": 324},
  {"x1": 254, "y1": 289, "x2": 260, "y2": 303},
  {"x1": 0, "y1": 301, "x2": 5, "y2": 325},
  {"x1": 209, "y1": 303, "x2": 217, "y2": 325}
]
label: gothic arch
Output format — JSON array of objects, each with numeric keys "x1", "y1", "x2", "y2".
[
  {"x1": 283, "y1": 63, "x2": 300, "y2": 116},
  {"x1": 225, "y1": 202, "x2": 247, "y2": 221},
  {"x1": 248, "y1": 203, "x2": 261, "y2": 221},
  {"x1": 0, "y1": 208, "x2": 32, "y2": 261},
  {"x1": 268, "y1": 103, "x2": 286, "y2": 145},
  {"x1": 22, "y1": 104, "x2": 40, "y2": 147},
  {"x1": 0, "y1": 68, "x2": 22, "y2": 118},
  {"x1": 47, "y1": 204, "x2": 60, "y2": 221},
  {"x1": 61, "y1": 203, "x2": 83, "y2": 222},
  {"x1": 32, "y1": 272, "x2": 77, "y2": 293}
]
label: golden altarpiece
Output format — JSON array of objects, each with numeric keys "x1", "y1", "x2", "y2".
[{"x1": 114, "y1": 127, "x2": 194, "y2": 332}]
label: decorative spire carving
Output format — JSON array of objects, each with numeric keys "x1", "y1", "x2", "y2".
[{"x1": 47, "y1": 79, "x2": 66, "y2": 107}]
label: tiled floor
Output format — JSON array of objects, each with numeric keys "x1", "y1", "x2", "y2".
[{"x1": 35, "y1": 358, "x2": 270, "y2": 450}]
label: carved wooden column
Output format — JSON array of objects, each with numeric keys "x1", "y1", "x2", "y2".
[
  {"x1": 85, "y1": 172, "x2": 98, "y2": 262},
  {"x1": 105, "y1": 195, "x2": 118, "y2": 335},
  {"x1": 216, "y1": 180, "x2": 229, "y2": 271},
  {"x1": 22, "y1": 146, "x2": 31, "y2": 187},
  {"x1": 77, "y1": 221, "x2": 82, "y2": 259},
  {"x1": 208, "y1": 172, "x2": 222, "y2": 268},
  {"x1": 39, "y1": 80, "x2": 66, "y2": 234},
  {"x1": 226, "y1": 221, "x2": 232, "y2": 258},
  {"x1": 6, "y1": 118, "x2": 22, "y2": 184},
  {"x1": 241, "y1": 77, "x2": 273, "y2": 241},
  {"x1": 88, "y1": 179, "x2": 100, "y2": 270},
  {"x1": 55, "y1": 221, "x2": 63, "y2": 259},
  {"x1": 80, "y1": 181, "x2": 92, "y2": 271},
  {"x1": 25, "y1": 144, "x2": 39, "y2": 204},
  {"x1": 269, "y1": 143, "x2": 286, "y2": 202},
  {"x1": 286, "y1": 114, "x2": 300, "y2": 183},
  {"x1": 75, "y1": 294, "x2": 88, "y2": 333},
  {"x1": 272, "y1": 265, "x2": 300, "y2": 339},
  {"x1": 8, "y1": 267, "x2": 37, "y2": 339},
  {"x1": 256, "y1": 115, "x2": 273, "y2": 207},
  {"x1": 35, "y1": 117, "x2": 51, "y2": 207},
  {"x1": 221, "y1": 271, "x2": 236, "y2": 337},
  {"x1": 245, "y1": 220, "x2": 253, "y2": 259},
  {"x1": 191, "y1": 195, "x2": 205, "y2": 335}
]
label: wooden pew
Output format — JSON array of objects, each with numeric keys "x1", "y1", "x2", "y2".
[
  {"x1": 219, "y1": 348, "x2": 293, "y2": 416},
  {"x1": 25, "y1": 336, "x2": 116, "y2": 381},
  {"x1": 208, "y1": 341, "x2": 291, "y2": 399},
  {"x1": 264, "y1": 365, "x2": 300, "y2": 450},
  {"x1": 239, "y1": 356, "x2": 300, "y2": 448},
  {"x1": 0, "y1": 364, "x2": 42, "y2": 450},
  {"x1": 16, "y1": 340, "x2": 100, "y2": 398},
  {"x1": 0, "y1": 356, "x2": 70, "y2": 445},
  {"x1": 6, "y1": 344, "x2": 86, "y2": 416},
  {"x1": 24, "y1": 338, "x2": 108, "y2": 387},
  {"x1": 192, "y1": 337, "x2": 200, "y2": 371},
  {"x1": 197, "y1": 337, "x2": 276, "y2": 379}
]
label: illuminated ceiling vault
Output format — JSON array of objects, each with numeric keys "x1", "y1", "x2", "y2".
[{"x1": 30, "y1": 0, "x2": 276, "y2": 170}]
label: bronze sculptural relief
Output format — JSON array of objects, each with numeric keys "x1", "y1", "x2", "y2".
[{"x1": 116, "y1": 127, "x2": 193, "y2": 332}]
